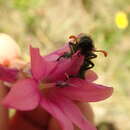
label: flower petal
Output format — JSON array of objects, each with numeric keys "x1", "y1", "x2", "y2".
[
  {"x1": 2, "y1": 79, "x2": 40, "y2": 110},
  {"x1": 30, "y1": 46, "x2": 56, "y2": 81},
  {"x1": 85, "y1": 70, "x2": 98, "y2": 82},
  {"x1": 55, "y1": 78, "x2": 113, "y2": 102},
  {"x1": 0, "y1": 65, "x2": 18, "y2": 82},
  {"x1": 40, "y1": 97, "x2": 74, "y2": 130},
  {"x1": 52, "y1": 94, "x2": 96, "y2": 130},
  {"x1": 47, "y1": 54, "x2": 84, "y2": 82},
  {"x1": 44, "y1": 44, "x2": 70, "y2": 61}
]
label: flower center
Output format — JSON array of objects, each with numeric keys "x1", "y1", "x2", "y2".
[
  {"x1": 39, "y1": 82, "x2": 56, "y2": 91},
  {"x1": 39, "y1": 82, "x2": 45, "y2": 90}
]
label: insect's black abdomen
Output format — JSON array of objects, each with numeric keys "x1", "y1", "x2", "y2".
[{"x1": 78, "y1": 36, "x2": 94, "y2": 55}]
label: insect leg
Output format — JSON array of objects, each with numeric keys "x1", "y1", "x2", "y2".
[
  {"x1": 69, "y1": 42, "x2": 76, "y2": 54},
  {"x1": 57, "y1": 52, "x2": 70, "y2": 61},
  {"x1": 86, "y1": 60, "x2": 94, "y2": 69},
  {"x1": 88, "y1": 53, "x2": 97, "y2": 59}
]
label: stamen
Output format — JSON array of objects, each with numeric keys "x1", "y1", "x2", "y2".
[
  {"x1": 56, "y1": 81, "x2": 77, "y2": 88},
  {"x1": 39, "y1": 83, "x2": 56, "y2": 90},
  {"x1": 56, "y1": 81, "x2": 69, "y2": 88},
  {"x1": 94, "y1": 49, "x2": 108, "y2": 57},
  {"x1": 64, "y1": 72, "x2": 69, "y2": 80},
  {"x1": 69, "y1": 35, "x2": 77, "y2": 40},
  {"x1": 69, "y1": 35, "x2": 77, "y2": 43}
]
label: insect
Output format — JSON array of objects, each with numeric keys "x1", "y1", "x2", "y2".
[
  {"x1": 57, "y1": 36, "x2": 78, "y2": 60},
  {"x1": 57, "y1": 33, "x2": 107, "y2": 78}
]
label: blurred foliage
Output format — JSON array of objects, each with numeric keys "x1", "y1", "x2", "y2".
[
  {"x1": 0, "y1": 0, "x2": 130, "y2": 130},
  {"x1": 13, "y1": 0, "x2": 38, "y2": 10},
  {"x1": 97, "y1": 122, "x2": 117, "y2": 130}
]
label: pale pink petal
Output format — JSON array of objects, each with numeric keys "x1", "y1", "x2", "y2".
[
  {"x1": 52, "y1": 94, "x2": 96, "y2": 130},
  {"x1": 44, "y1": 54, "x2": 60, "y2": 61},
  {"x1": 30, "y1": 46, "x2": 56, "y2": 81},
  {"x1": 2, "y1": 79, "x2": 40, "y2": 110},
  {"x1": 55, "y1": 78, "x2": 113, "y2": 102},
  {"x1": 85, "y1": 70, "x2": 98, "y2": 82},
  {"x1": 0, "y1": 65, "x2": 18, "y2": 82},
  {"x1": 47, "y1": 54, "x2": 84, "y2": 82},
  {"x1": 44, "y1": 44, "x2": 70, "y2": 61},
  {"x1": 40, "y1": 97, "x2": 74, "y2": 130}
]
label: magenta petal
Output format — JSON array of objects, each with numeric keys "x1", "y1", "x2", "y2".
[
  {"x1": 52, "y1": 95, "x2": 96, "y2": 130},
  {"x1": 56, "y1": 78, "x2": 113, "y2": 102},
  {"x1": 85, "y1": 70, "x2": 98, "y2": 82},
  {"x1": 44, "y1": 54, "x2": 60, "y2": 61},
  {"x1": 47, "y1": 55, "x2": 84, "y2": 82},
  {"x1": 67, "y1": 54, "x2": 84, "y2": 76},
  {"x1": 40, "y1": 97, "x2": 74, "y2": 130},
  {"x1": 44, "y1": 44, "x2": 70, "y2": 61},
  {"x1": 2, "y1": 79, "x2": 40, "y2": 110},
  {"x1": 30, "y1": 46, "x2": 56, "y2": 81},
  {"x1": 0, "y1": 65, "x2": 18, "y2": 82}
]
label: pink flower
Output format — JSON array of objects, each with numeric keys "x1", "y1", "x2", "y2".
[
  {"x1": 2, "y1": 46, "x2": 113, "y2": 130},
  {"x1": 44, "y1": 45, "x2": 84, "y2": 82},
  {"x1": 0, "y1": 65, "x2": 18, "y2": 82}
]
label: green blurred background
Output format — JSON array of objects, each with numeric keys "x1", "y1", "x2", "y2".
[{"x1": 0, "y1": 0, "x2": 130, "y2": 129}]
